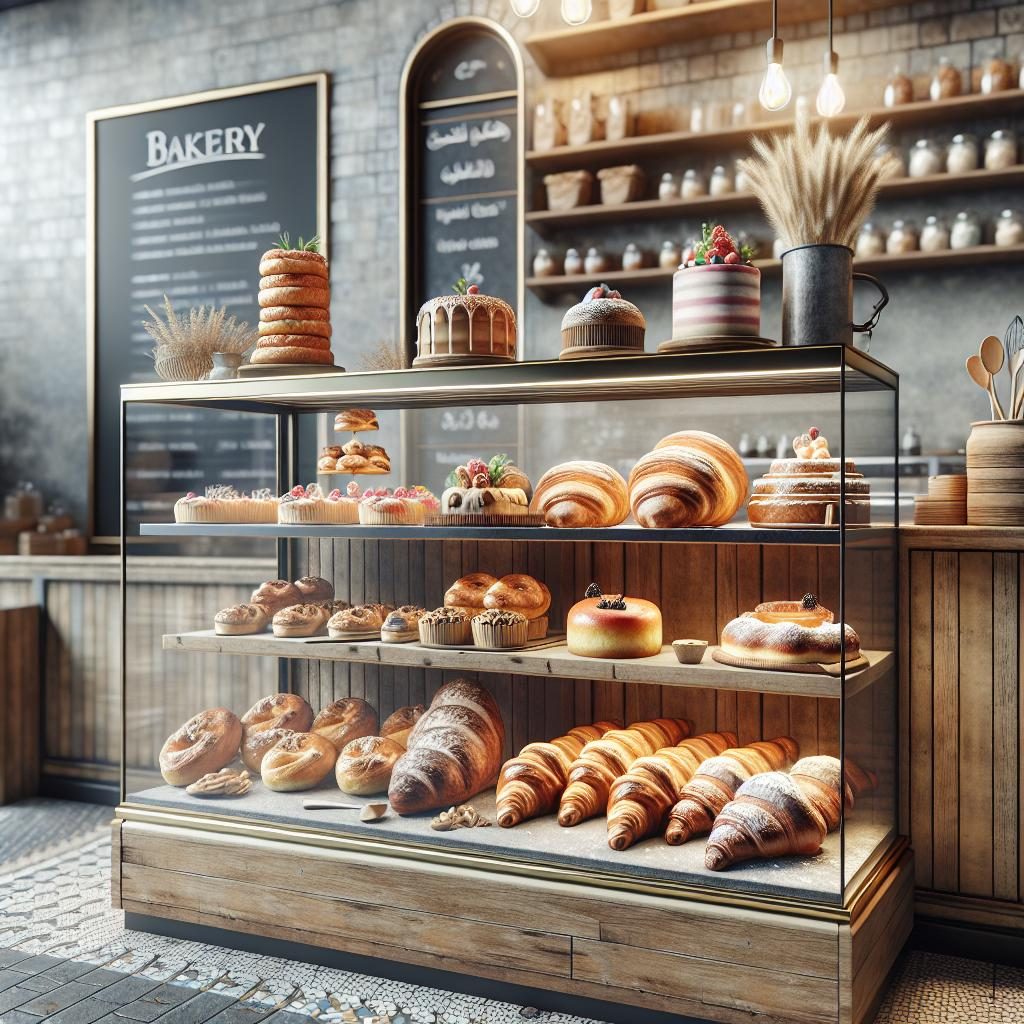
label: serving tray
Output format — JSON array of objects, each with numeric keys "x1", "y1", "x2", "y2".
[{"x1": 711, "y1": 648, "x2": 869, "y2": 676}]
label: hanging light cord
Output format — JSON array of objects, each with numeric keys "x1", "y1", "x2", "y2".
[
  {"x1": 827, "y1": 0, "x2": 833, "y2": 54},
  {"x1": 771, "y1": 0, "x2": 778, "y2": 41}
]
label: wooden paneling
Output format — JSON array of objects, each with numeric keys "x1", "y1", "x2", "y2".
[{"x1": 0, "y1": 606, "x2": 40, "y2": 804}]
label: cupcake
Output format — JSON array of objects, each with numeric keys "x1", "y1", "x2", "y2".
[
  {"x1": 471, "y1": 608, "x2": 528, "y2": 649},
  {"x1": 418, "y1": 606, "x2": 472, "y2": 646},
  {"x1": 559, "y1": 283, "x2": 646, "y2": 360}
]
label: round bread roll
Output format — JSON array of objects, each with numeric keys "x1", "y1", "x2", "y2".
[
  {"x1": 312, "y1": 696, "x2": 379, "y2": 752},
  {"x1": 293, "y1": 576, "x2": 334, "y2": 603},
  {"x1": 259, "y1": 273, "x2": 330, "y2": 290},
  {"x1": 260, "y1": 304, "x2": 330, "y2": 323},
  {"x1": 254, "y1": 334, "x2": 332, "y2": 351},
  {"x1": 159, "y1": 708, "x2": 242, "y2": 787},
  {"x1": 381, "y1": 704, "x2": 425, "y2": 748},
  {"x1": 258, "y1": 286, "x2": 330, "y2": 308},
  {"x1": 261, "y1": 732, "x2": 338, "y2": 792},
  {"x1": 530, "y1": 461, "x2": 629, "y2": 528},
  {"x1": 566, "y1": 596, "x2": 663, "y2": 659},
  {"x1": 250, "y1": 579, "x2": 303, "y2": 613},
  {"x1": 444, "y1": 572, "x2": 499, "y2": 615},
  {"x1": 629, "y1": 430, "x2": 747, "y2": 529},
  {"x1": 241, "y1": 726, "x2": 297, "y2": 774},
  {"x1": 483, "y1": 574, "x2": 551, "y2": 620},
  {"x1": 258, "y1": 319, "x2": 333, "y2": 338},
  {"x1": 250, "y1": 346, "x2": 333, "y2": 365},
  {"x1": 241, "y1": 694, "x2": 315, "y2": 766},
  {"x1": 214, "y1": 603, "x2": 270, "y2": 636},
  {"x1": 336, "y1": 735, "x2": 405, "y2": 795}
]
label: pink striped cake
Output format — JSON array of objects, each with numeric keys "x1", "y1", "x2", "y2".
[{"x1": 672, "y1": 263, "x2": 761, "y2": 340}]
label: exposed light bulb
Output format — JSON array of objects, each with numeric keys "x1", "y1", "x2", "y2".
[
  {"x1": 816, "y1": 52, "x2": 845, "y2": 117},
  {"x1": 510, "y1": 0, "x2": 541, "y2": 16},
  {"x1": 560, "y1": 0, "x2": 592, "y2": 26},
  {"x1": 759, "y1": 61, "x2": 792, "y2": 111}
]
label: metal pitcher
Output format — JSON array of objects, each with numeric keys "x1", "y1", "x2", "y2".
[{"x1": 780, "y1": 243, "x2": 889, "y2": 347}]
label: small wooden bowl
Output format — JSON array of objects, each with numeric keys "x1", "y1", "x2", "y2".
[{"x1": 672, "y1": 639, "x2": 708, "y2": 665}]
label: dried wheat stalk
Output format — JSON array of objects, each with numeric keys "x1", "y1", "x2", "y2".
[
  {"x1": 143, "y1": 294, "x2": 257, "y2": 360},
  {"x1": 357, "y1": 337, "x2": 407, "y2": 371},
  {"x1": 738, "y1": 115, "x2": 899, "y2": 251}
]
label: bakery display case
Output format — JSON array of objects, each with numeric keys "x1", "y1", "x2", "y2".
[{"x1": 114, "y1": 346, "x2": 910, "y2": 1024}]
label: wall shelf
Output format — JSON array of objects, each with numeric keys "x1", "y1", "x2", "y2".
[
  {"x1": 162, "y1": 629, "x2": 892, "y2": 700},
  {"x1": 525, "y1": 90, "x2": 1024, "y2": 170}
]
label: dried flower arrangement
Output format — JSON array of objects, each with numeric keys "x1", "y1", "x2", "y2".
[
  {"x1": 143, "y1": 295, "x2": 257, "y2": 382},
  {"x1": 356, "y1": 337, "x2": 407, "y2": 372},
  {"x1": 738, "y1": 115, "x2": 899, "y2": 251}
]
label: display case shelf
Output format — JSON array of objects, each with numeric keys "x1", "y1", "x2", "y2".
[{"x1": 162, "y1": 629, "x2": 893, "y2": 700}]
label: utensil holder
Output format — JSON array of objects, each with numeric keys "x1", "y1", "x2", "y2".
[{"x1": 966, "y1": 420, "x2": 1024, "y2": 525}]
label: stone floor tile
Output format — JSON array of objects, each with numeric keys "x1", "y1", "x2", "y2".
[
  {"x1": 7, "y1": 955, "x2": 64, "y2": 976},
  {"x1": 43, "y1": 961, "x2": 103, "y2": 984},
  {"x1": 0, "y1": 984, "x2": 45, "y2": 1013},
  {"x1": 92, "y1": 976, "x2": 161, "y2": 1006},
  {"x1": 44, "y1": 995, "x2": 128, "y2": 1024},
  {"x1": 0, "y1": 952, "x2": 33, "y2": 972},
  {"x1": 149, "y1": 991, "x2": 237, "y2": 1024},
  {"x1": 75, "y1": 968, "x2": 129, "y2": 989},
  {"x1": 259, "y1": 1013, "x2": 318, "y2": 1024},
  {"x1": 10, "y1": 975, "x2": 60, "y2": 994},
  {"x1": 0, "y1": 970, "x2": 31, "y2": 995},
  {"x1": 0, "y1": 1010, "x2": 44, "y2": 1023},
  {"x1": 16, "y1": 980, "x2": 100, "y2": 1017},
  {"x1": 203, "y1": 1004, "x2": 278, "y2": 1024}
]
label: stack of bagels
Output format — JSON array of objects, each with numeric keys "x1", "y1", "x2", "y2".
[{"x1": 253, "y1": 242, "x2": 333, "y2": 366}]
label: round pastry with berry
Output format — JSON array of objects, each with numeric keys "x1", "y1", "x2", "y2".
[
  {"x1": 560, "y1": 283, "x2": 646, "y2": 360},
  {"x1": 357, "y1": 486, "x2": 438, "y2": 525},
  {"x1": 566, "y1": 583, "x2": 663, "y2": 659},
  {"x1": 441, "y1": 454, "x2": 532, "y2": 519},
  {"x1": 414, "y1": 279, "x2": 516, "y2": 367},
  {"x1": 672, "y1": 224, "x2": 761, "y2": 342},
  {"x1": 277, "y1": 483, "x2": 360, "y2": 525}
]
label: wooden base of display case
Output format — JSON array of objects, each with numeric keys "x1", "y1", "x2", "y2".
[{"x1": 113, "y1": 812, "x2": 912, "y2": 1024}]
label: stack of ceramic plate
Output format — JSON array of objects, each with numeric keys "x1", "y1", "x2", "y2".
[{"x1": 914, "y1": 475, "x2": 967, "y2": 525}]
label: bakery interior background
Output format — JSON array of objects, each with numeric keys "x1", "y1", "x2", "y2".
[{"x1": 1, "y1": 0, "x2": 1022, "y2": 526}]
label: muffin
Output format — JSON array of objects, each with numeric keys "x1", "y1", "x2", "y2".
[
  {"x1": 418, "y1": 606, "x2": 472, "y2": 646},
  {"x1": 559, "y1": 284, "x2": 646, "y2": 360},
  {"x1": 472, "y1": 608, "x2": 528, "y2": 649}
]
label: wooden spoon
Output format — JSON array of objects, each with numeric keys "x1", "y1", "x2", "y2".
[
  {"x1": 980, "y1": 335, "x2": 1007, "y2": 419},
  {"x1": 966, "y1": 355, "x2": 1000, "y2": 420}
]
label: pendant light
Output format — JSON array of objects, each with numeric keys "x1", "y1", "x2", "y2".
[
  {"x1": 816, "y1": 0, "x2": 846, "y2": 116},
  {"x1": 758, "y1": 0, "x2": 792, "y2": 111},
  {"x1": 510, "y1": 0, "x2": 541, "y2": 16},
  {"x1": 560, "y1": 0, "x2": 593, "y2": 25}
]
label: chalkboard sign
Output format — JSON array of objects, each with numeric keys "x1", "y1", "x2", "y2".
[
  {"x1": 400, "y1": 19, "x2": 524, "y2": 487},
  {"x1": 88, "y1": 73, "x2": 327, "y2": 541}
]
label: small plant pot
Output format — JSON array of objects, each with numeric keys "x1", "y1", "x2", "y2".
[{"x1": 672, "y1": 639, "x2": 708, "y2": 664}]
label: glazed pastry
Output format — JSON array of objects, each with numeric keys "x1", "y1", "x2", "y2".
[
  {"x1": 605, "y1": 732, "x2": 735, "y2": 850},
  {"x1": 495, "y1": 721, "x2": 619, "y2": 827},
  {"x1": 628, "y1": 431, "x2": 747, "y2": 528},
  {"x1": 444, "y1": 572, "x2": 499, "y2": 617},
  {"x1": 388, "y1": 679, "x2": 505, "y2": 814},
  {"x1": 334, "y1": 408, "x2": 379, "y2": 433},
  {"x1": 471, "y1": 609, "x2": 528, "y2": 648},
  {"x1": 665, "y1": 737, "x2": 799, "y2": 845},
  {"x1": 483, "y1": 574, "x2": 551, "y2": 620},
  {"x1": 530, "y1": 461, "x2": 629, "y2": 528},
  {"x1": 174, "y1": 486, "x2": 278, "y2": 524},
  {"x1": 557, "y1": 718, "x2": 690, "y2": 827},
  {"x1": 414, "y1": 282, "x2": 516, "y2": 367},
  {"x1": 311, "y1": 696, "x2": 379, "y2": 752},
  {"x1": 559, "y1": 283, "x2": 646, "y2": 359},
  {"x1": 159, "y1": 708, "x2": 243, "y2": 787},
  {"x1": 380, "y1": 606, "x2": 427, "y2": 643},
  {"x1": 327, "y1": 603, "x2": 394, "y2": 638},
  {"x1": 336, "y1": 735, "x2": 405, "y2": 795},
  {"x1": 250, "y1": 579, "x2": 303, "y2": 614},
  {"x1": 566, "y1": 584, "x2": 662, "y2": 659},
  {"x1": 214, "y1": 603, "x2": 270, "y2": 636},
  {"x1": 294, "y1": 576, "x2": 334, "y2": 603},
  {"x1": 704, "y1": 771, "x2": 828, "y2": 870},
  {"x1": 272, "y1": 602, "x2": 331, "y2": 638},
  {"x1": 381, "y1": 705, "x2": 425, "y2": 748},
  {"x1": 261, "y1": 732, "x2": 338, "y2": 792},
  {"x1": 418, "y1": 606, "x2": 472, "y2": 646},
  {"x1": 240, "y1": 693, "x2": 315, "y2": 772}
]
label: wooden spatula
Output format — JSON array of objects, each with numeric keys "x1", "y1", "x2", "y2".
[
  {"x1": 966, "y1": 354, "x2": 1002, "y2": 420},
  {"x1": 980, "y1": 335, "x2": 1006, "y2": 419}
]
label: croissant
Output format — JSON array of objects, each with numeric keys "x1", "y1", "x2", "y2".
[
  {"x1": 606, "y1": 732, "x2": 736, "y2": 851},
  {"x1": 495, "y1": 720, "x2": 619, "y2": 827},
  {"x1": 388, "y1": 679, "x2": 505, "y2": 815},
  {"x1": 664, "y1": 737, "x2": 799, "y2": 845},
  {"x1": 705, "y1": 771, "x2": 828, "y2": 870},
  {"x1": 789, "y1": 755, "x2": 877, "y2": 832},
  {"x1": 557, "y1": 718, "x2": 690, "y2": 827},
  {"x1": 530, "y1": 461, "x2": 629, "y2": 528},
  {"x1": 628, "y1": 430, "x2": 747, "y2": 529}
]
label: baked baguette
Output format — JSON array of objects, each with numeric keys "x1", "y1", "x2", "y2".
[
  {"x1": 605, "y1": 731, "x2": 736, "y2": 850},
  {"x1": 388, "y1": 678, "x2": 505, "y2": 815},
  {"x1": 557, "y1": 718, "x2": 690, "y2": 827},
  {"x1": 530, "y1": 461, "x2": 629, "y2": 528},
  {"x1": 495, "y1": 720, "x2": 619, "y2": 827},
  {"x1": 664, "y1": 737, "x2": 799, "y2": 845}
]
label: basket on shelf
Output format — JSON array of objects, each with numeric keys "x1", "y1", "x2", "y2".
[
  {"x1": 543, "y1": 169, "x2": 594, "y2": 211},
  {"x1": 597, "y1": 164, "x2": 646, "y2": 205},
  {"x1": 154, "y1": 349, "x2": 213, "y2": 382}
]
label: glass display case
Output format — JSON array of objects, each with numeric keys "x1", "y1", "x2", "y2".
[{"x1": 115, "y1": 346, "x2": 909, "y2": 1024}]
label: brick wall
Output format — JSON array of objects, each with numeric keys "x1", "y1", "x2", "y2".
[{"x1": 0, "y1": 0, "x2": 1021, "y2": 523}]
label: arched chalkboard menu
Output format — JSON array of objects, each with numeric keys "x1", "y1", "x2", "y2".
[{"x1": 399, "y1": 19, "x2": 525, "y2": 491}]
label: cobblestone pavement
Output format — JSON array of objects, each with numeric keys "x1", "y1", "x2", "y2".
[{"x1": 1, "y1": 799, "x2": 1023, "y2": 1023}]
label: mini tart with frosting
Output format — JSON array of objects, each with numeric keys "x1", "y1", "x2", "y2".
[
  {"x1": 719, "y1": 594, "x2": 861, "y2": 666},
  {"x1": 566, "y1": 583, "x2": 662, "y2": 659},
  {"x1": 174, "y1": 486, "x2": 278, "y2": 523},
  {"x1": 560, "y1": 284, "x2": 646, "y2": 360},
  {"x1": 278, "y1": 483, "x2": 360, "y2": 524},
  {"x1": 471, "y1": 608, "x2": 529, "y2": 649},
  {"x1": 418, "y1": 606, "x2": 472, "y2": 646},
  {"x1": 414, "y1": 281, "x2": 516, "y2": 367},
  {"x1": 214, "y1": 603, "x2": 271, "y2": 636},
  {"x1": 358, "y1": 486, "x2": 439, "y2": 525}
]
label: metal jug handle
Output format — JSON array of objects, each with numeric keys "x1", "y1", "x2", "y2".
[{"x1": 851, "y1": 272, "x2": 889, "y2": 333}]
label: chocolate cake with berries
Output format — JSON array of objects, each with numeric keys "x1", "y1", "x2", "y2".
[{"x1": 559, "y1": 283, "x2": 646, "y2": 360}]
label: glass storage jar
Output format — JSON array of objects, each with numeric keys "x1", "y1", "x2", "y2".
[
  {"x1": 532, "y1": 249, "x2": 557, "y2": 277},
  {"x1": 946, "y1": 134, "x2": 978, "y2": 174},
  {"x1": 930, "y1": 56, "x2": 962, "y2": 100},
  {"x1": 883, "y1": 67, "x2": 913, "y2": 107},
  {"x1": 950, "y1": 210, "x2": 983, "y2": 249},
  {"x1": 680, "y1": 168, "x2": 707, "y2": 198},
  {"x1": 920, "y1": 216, "x2": 950, "y2": 252},
  {"x1": 734, "y1": 159, "x2": 752, "y2": 192},
  {"x1": 584, "y1": 247, "x2": 609, "y2": 274},
  {"x1": 886, "y1": 219, "x2": 918, "y2": 254},
  {"x1": 622, "y1": 242, "x2": 645, "y2": 271},
  {"x1": 709, "y1": 164, "x2": 734, "y2": 196},
  {"x1": 909, "y1": 138, "x2": 943, "y2": 178},
  {"x1": 659, "y1": 240, "x2": 682, "y2": 268},
  {"x1": 855, "y1": 222, "x2": 886, "y2": 258},
  {"x1": 658, "y1": 172, "x2": 679, "y2": 201},
  {"x1": 563, "y1": 247, "x2": 583, "y2": 275},
  {"x1": 980, "y1": 52, "x2": 1013, "y2": 94},
  {"x1": 995, "y1": 209, "x2": 1024, "y2": 247},
  {"x1": 984, "y1": 129, "x2": 1018, "y2": 170}
]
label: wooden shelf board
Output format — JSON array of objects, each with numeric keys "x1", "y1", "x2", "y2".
[
  {"x1": 525, "y1": 0, "x2": 903, "y2": 76},
  {"x1": 526, "y1": 167, "x2": 1024, "y2": 234},
  {"x1": 526, "y1": 245, "x2": 1024, "y2": 297},
  {"x1": 526, "y1": 90, "x2": 1024, "y2": 168},
  {"x1": 161, "y1": 629, "x2": 892, "y2": 699}
]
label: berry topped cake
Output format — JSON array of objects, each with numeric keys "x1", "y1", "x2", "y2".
[
  {"x1": 441, "y1": 454, "x2": 532, "y2": 520},
  {"x1": 672, "y1": 224, "x2": 761, "y2": 342},
  {"x1": 560, "y1": 283, "x2": 646, "y2": 360},
  {"x1": 414, "y1": 279, "x2": 516, "y2": 367}
]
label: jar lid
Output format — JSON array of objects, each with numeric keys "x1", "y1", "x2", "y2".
[
  {"x1": 1000, "y1": 209, "x2": 1016, "y2": 218},
  {"x1": 990, "y1": 129, "x2": 1012, "y2": 139},
  {"x1": 712, "y1": 164, "x2": 726, "y2": 173},
  {"x1": 536, "y1": 248, "x2": 549, "y2": 256},
  {"x1": 925, "y1": 215, "x2": 944, "y2": 226},
  {"x1": 660, "y1": 171, "x2": 674, "y2": 180},
  {"x1": 566, "y1": 247, "x2": 579, "y2": 256},
  {"x1": 624, "y1": 243, "x2": 638, "y2": 251},
  {"x1": 955, "y1": 210, "x2": 977, "y2": 220},
  {"x1": 661, "y1": 240, "x2": 678, "y2": 248},
  {"x1": 683, "y1": 169, "x2": 698, "y2": 179},
  {"x1": 586, "y1": 246, "x2": 601, "y2": 255},
  {"x1": 913, "y1": 138, "x2": 933, "y2": 148},
  {"x1": 951, "y1": 133, "x2": 975, "y2": 144}
]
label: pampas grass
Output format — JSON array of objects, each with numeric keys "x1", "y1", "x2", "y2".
[
  {"x1": 357, "y1": 338, "x2": 407, "y2": 371},
  {"x1": 738, "y1": 115, "x2": 899, "y2": 251}
]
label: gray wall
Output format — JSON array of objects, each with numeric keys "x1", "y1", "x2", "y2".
[{"x1": 0, "y1": 0, "x2": 1021, "y2": 525}]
